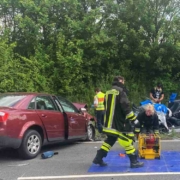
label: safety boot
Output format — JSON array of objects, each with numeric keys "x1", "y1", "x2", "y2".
[
  {"x1": 128, "y1": 153, "x2": 144, "y2": 168},
  {"x1": 93, "y1": 149, "x2": 107, "y2": 166}
]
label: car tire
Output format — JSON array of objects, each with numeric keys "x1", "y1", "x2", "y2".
[
  {"x1": 18, "y1": 129, "x2": 42, "y2": 159},
  {"x1": 87, "y1": 124, "x2": 95, "y2": 141}
]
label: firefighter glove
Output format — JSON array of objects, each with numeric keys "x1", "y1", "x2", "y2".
[{"x1": 131, "y1": 119, "x2": 139, "y2": 133}]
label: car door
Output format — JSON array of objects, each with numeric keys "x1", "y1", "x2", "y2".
[
  {"x1": 33, "y1": 96, "x2": 65, "y2": 142},
  {"x1": 57, "y1": 97, "x2": 87, "y2": 139}
]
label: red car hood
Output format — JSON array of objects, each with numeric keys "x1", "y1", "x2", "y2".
[
  {"x1": 73, "y1": 103, "x2": 88, "y2": 109},
  {"x1": 73, "y1": 102, "x2": 96, "y2": 121}
]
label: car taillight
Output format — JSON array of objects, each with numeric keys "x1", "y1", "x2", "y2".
[{"x1": 0, "y1": 112, "x2": 9, "y2": 122}]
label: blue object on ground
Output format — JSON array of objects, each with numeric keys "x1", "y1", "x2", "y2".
[
  {"x1": 88, "y1": 150, "x2": 180, "y2": 173},
  {"x1": 41, "y1": 151, "x2": 58, "y2": 159}
]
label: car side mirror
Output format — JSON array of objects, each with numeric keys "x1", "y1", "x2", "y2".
[
  {"x1": 80, "y1": 107, "x2": 87, "y2": 111},
  {"x1": 79, "y1": 107, "x2": 87, "y2": 115}
]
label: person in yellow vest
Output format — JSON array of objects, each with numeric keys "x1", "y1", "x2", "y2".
[
  {"x1": 94, "y1": 88, "x2": 105, "y2": 133},
  {"x1": 92, "y1": 76, "x2": 144, "y2": 168}
]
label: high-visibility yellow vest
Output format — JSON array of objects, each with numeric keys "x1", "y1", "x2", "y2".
[{"x1": 95, "y1": 92, "x2": 105, "y2": 110}]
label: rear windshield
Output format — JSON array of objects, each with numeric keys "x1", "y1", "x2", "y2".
[{"x1": 0, "y1": 95, "x2": 26, "y2": 107}]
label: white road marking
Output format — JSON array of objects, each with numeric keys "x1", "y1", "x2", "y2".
[
  {"x1": 17, "y1": 140, "x2": 180, "y2": 180},
  {"x1": 8, "y1": 163, "x2": 29, "y2": 167},
  {"x1": 18, "y1": 172, "x2": 180, "y2": 180}
]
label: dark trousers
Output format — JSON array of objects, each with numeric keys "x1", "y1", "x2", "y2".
[
  {"x1": 104, "y1": 135, "x2": 117, "y2": 147},
  {"x1": 101, "y1": 134, "x2": 135, "y2": 155},
  {"x1": 96, "y1": 110, "x2": 105, "y2": 133},
  {"x1": 95, "y1": 136, "x2": 117, "y2": 159},
  {"x1": 95, "y1": 133, "x2": 136, "y2": 162}
]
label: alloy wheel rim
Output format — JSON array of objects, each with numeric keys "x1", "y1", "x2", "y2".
[
  {"x1": 88, "y1": 125, "x2": 93, "y2": 139},
  {"x1": 27, "y1": 135, "x2": 40, "y2": 154}
]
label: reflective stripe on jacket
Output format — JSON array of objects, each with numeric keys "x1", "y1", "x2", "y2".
[{"x1": 103, "y1": 88, "x2": 135, "y2": 137}]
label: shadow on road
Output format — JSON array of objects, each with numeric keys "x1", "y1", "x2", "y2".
[
  {"x1": 41, "y1": 141, "x2": 77, "y2": 152},
  {"x1": 0, "y1": 141, "x2": 79, "y2": 161},
  {"x1": 0, "y1": 147, "x2": 20, "y2": 161}
]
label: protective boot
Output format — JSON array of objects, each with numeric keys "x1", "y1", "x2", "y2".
[
  {"x1": 93, "y1": 149, "x2": 107, "y2": 166},
  {"x1": 128, "y1": 153, "x2": 144, "y2": 168}
]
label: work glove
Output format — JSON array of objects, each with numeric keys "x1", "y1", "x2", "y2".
[
  {"x1": 132, "y1": 119, "x2": 139, "y2": 125},
  {"x1": 126, "y1": 111, "x2": 139, "y2": 131},
  {"x1": 130, "y1": 119, "x2": 139, "y2": 130}
]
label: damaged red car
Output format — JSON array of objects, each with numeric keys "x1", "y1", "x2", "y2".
[
  {"x1": 0, "y1": 93, "x2": 96, "y2": 159},
  {"x1": 73, "y1": 102, "x2": 96, "y2": 141}
]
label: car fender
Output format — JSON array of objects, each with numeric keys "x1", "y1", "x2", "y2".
[
  {"x1": 88, "y1": 120, "x2": 94, "y2": 126},
  {"x1": 18, "y1": 121, "x2": 45, "y2": 139},
  {"x1": 84, "y1": 112, "x2": 96, "y2": 121}
]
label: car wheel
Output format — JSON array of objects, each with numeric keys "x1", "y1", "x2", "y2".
[
  {"x1": 18, "y1": 129, "x2": 42, "y2": 159},
  {"x1": 87, "y1": 125, "x2": 95, "y2": 141}
]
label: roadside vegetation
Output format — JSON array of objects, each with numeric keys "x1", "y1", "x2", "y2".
[
  {"x1": 0, "y1": 0, "x2": 180, "y2": 106},
  {"x1": 160, "y1": 129, "x2": 180, "y2": 140}
]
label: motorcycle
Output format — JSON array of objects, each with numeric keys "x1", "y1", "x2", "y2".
[{"x1": 167, "y1": 99, "x2": 180, "y2": 127}]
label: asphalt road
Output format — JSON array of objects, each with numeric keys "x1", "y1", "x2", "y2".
[{"x1": 0, "y1": 140, "x2": 180, "y2": 180}]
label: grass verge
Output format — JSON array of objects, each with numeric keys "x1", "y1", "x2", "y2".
[
  {"x1": 94, "y1": 129, "x2": 180, "y2": 141},
  {"x1": 160, "y1": 129, "x2": 180, "y2": 140}
]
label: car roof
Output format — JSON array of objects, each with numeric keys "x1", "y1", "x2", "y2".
[{"x1": 0, "y1": 92, "x2": 55, "y2": 96}]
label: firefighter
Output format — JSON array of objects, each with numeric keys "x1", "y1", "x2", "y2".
[
  {"x1": 94, "y1": 88, "x2": 105, "y2": 133},
  {"x1": 92, "y1": 76, "x2": 144, "y2": 168},
  {"x1": 135, "y1": 104, "x2": 159, "y2": 134}
]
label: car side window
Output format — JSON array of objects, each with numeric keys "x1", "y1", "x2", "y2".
[
  {"x1": 57, "y1": 97, "x2": 79, "y2": 113},
  {"x1": 28, "y1": 96, "x2": 56, "y2": 111},
  {"x1": 28, "y1": 100, "x2": 35, "y2": 109},
  {"x1": 35, "y1": 96, "x2": 56, "y2": 110}
]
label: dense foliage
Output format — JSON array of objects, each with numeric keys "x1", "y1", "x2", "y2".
[{"x1": 0, "y1": 0, "x2": 180, "y2": 105}]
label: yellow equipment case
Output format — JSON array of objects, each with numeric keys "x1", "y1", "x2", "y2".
[{"x1": 138, "y1": 133, "x2": 161, "y2": 159}]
